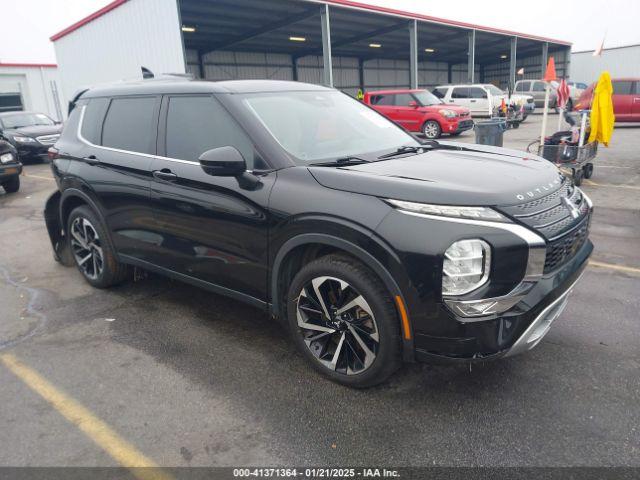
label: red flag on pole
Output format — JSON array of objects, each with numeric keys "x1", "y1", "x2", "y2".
[
  {"x1": 556, "y1": 78, "x2": 570, "y2": 108},
  {"x1": 543, "y1": 57, "x2": 557, "y2": 81}
]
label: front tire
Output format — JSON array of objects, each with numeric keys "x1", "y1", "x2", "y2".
[
  {"x1": 67, "y1": 205, "x2": 129, "y2": 288},
  {"x1": 2, "y1": 175, "x2": 20, "y2": 193},
  {"x1": 286, "y1": 255, "x2": 401, "y2": 388},
  {"x1": 422, "y1": 120, "x2": 441, "y2": 139}
]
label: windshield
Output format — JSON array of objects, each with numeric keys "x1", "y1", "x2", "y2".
[
  {"x1": 485, "y1": 85, "x2": 504, "y2": 96},
  {"x1": 1, "y1": 112, "x2": 54, "y2": 129},
  {"x1": 241, "y1": 91, "x2": 418, "y2": 163},
  {"x1": 412, "y1": 90, "x2": 443, "y2": 106}
]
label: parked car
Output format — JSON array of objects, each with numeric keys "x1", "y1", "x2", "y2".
[
  {"x1": 515, "y1": 80, "x2": 559, "y2": 111},
  {"x1": 568, "y1": 81, "x2": 588, "y2": 91},
  {"x1": 0, "y1": 139, "x2": 21, "y2": 193},
  {"x1": 44, "y1": 79, "x2": 593, "y2": 387},
  {"x1": 574, "y1": 78, "x2": 640, "y2": 122},
  {"x1": 432, "y1": 84, "x2": 535, "y2": 118},
  {"x1": 0, "y1": 111, "x2": 62, "y2": 163},
  {"x1": 363, "y1": 89, "x2": 473, "y2": 139}
]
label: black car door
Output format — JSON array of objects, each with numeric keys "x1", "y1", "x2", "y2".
[
  {"x1": 73, "y1": 95, "x2": 159, "y2": 261},
  {"x1": 148, "y1": 94, "x2": 275, "y2": 303}
]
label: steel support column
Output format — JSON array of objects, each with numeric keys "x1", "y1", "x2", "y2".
[
  {"x1": 409, "y1": 19, "x2": 418, "y2": 89},
  {"x1": 467, "y1": 30, "x2": 476, "y2": 84},
  {"x1": 320, "y1": 4, "x2": 333, "y2": 87},
  {"x1": 197, "y1": 50, "x2": 205, "y2": 79},
  {"x1": 509, "y1": 37, "x2": 517, "y2": 91},
  {"x1": 447, "y1": 63, "x2": 452, "y2": 83},
  {"x1": 541, "y1": 42, "x2": 549, "y2": 76},
  {"x1": 358, "y1": 58, "x2": 365, "y2": 92},
  {"x1": 564, "y1": 46, "x2": 571, "y2": 78}
]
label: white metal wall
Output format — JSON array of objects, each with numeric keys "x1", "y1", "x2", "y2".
[
  {"x1": 571, "y1": 45, "x2": 640, "y2": 84},
  {"x1": 0, "y1": 66, "x2": 64, "y2": 121},
  {"x1": 53, "y1": 0, "x2": 185, "y2": 113},
  {"x1": 483, "y1": 49, "x2": 570, "y2": 87}
]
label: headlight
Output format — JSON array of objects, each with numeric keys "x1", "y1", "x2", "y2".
[
  {"x1": 438, "y1": 109, "x2": 457, "y2": 118},
  {"x1": 386, "y1": 199, "x2": 508, "y2": 222},
  {"x1": 442, "y1": 239, "x2": 491, "y2": 296},
  {"x1": 13, "y1": 136, "x2": 36, "y2": 143},
  {"x1": 0, "y1": 152, "x2": 14, "y2": 164}
]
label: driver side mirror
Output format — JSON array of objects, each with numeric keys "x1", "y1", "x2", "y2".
[
  {"x1": 408, "y1": 100, "x2": 419, "y2": 108},
  {"x1": 199, "y1": 146, "x2": 247, "y2": 177}
]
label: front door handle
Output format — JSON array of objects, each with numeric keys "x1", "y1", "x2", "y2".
[{"x1": 153, "y1": 169, "x2": 178, "y2": 181}]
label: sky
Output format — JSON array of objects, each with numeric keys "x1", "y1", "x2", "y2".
[{"x1": 0, "y1": 0, "x2": 638, "y2": 64}]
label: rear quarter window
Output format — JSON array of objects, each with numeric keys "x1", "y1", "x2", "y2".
[
  {"x1": 612, "y1": 81, "x2": 633, "y2": 95},
  {"x1": 80, "y1": 98, "x2": 109, "y2": 144},
  {"x1": 101, "y1": 96, "x2": 157, "y2": 154}
]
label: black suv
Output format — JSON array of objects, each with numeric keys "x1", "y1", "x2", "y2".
[
  {"x1": 0, "y1": 139, "x2": 21, "y2": 193},
  {"x1": 0, "y1": 111, "x2": 62, "y2": 162},
  {"x1": 44, "y1": 79, "x2": 593, "y2": 387}
]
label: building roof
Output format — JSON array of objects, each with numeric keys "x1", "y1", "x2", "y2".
[
  {"x1": 0, "y1": 63, "x2": 57, "y2": 68},
  {"x1": 50, "y1": 0, "x2": 570, "y2": 46}
]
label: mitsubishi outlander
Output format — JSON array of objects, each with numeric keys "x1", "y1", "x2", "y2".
[{"x1": 44, "y1": 79, "x2": 593, "y2": 387}]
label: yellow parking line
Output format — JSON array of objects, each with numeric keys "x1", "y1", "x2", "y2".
[
  {"x1": 589, "y1": 260, "x2": 640, "y2": 275},
  {"x1": 23, "y1": 173, "x2": 54, "y2": 181},
  {"x1": 0, "y1": 353, "x2": 172, "y2": 480},
  {"x1": 583, "y1": 179, "x2": 640, "y2": 190}
]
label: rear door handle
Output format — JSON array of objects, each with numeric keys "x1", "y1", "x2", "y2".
[
  {"x1": 83, "y1": 155, "x2": 99, "y2": 165},
  {"x1": 153, "y1": 169, "x2": 178, "y2": 181}
]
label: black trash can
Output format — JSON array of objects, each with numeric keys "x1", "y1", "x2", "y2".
[{"x1": 474, "y1": 119, "x2": 507, "y2": 147}]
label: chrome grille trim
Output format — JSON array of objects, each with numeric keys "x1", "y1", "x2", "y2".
[{"x1": 36, "y1": 134, "x2": 60, "y2": 145}]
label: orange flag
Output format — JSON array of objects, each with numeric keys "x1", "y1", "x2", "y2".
[{"x1": 543, "y1": 57, "x2": 557, "y2": 81}]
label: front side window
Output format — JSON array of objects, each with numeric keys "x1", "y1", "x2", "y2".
[
  {"x1": 451, "y1": 88, "x2": 470, "y2": 99},
  {"x1": 394, "y1": 93, "x2": 414, "y2": 106},
  {"x1": 532, "y1": 82, "x2": 546, "y2": 92},
  {"x1": 1, "y1": 112, "x2": 54, "y2": 129},
  {"x1": 165, "y1": 95, "x2": 256, "y2": 168},
  {"x1": 413, "y1": 90, "x2": 443, "y2": 106},
  {"x1": 469, "y1": 87, "x2": 488, "y2": 99},
  {"x1": 516, "y1": 81, "x2": 530, "y2": 92},
  {"x1": 101, "y1": 97, "x2": 156, "y2": 154},
  {"x1": 485, "y1": 85, "x2": 504, "y2": 96},
  {"x1": 431, "y1": 88, "x2": 447, "y2": 99},
  {"x1": 241, "y1": 91, "x2": 418, "y2": 164}
]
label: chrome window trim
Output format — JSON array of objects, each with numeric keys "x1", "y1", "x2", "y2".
[
  {"x1": 77, "y1": 104, "x2": 256, "y2": 170},
  {"x1": 395, "y1": 209, "x2": 547, "y2": 320}
]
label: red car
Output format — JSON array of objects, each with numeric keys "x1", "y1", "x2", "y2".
[
  {"x1": 574, "y1": 78, "x2": 640, "y2": 122},
  {"x1": 363, "y1": 89, "x2": 473, "y2": 139}
]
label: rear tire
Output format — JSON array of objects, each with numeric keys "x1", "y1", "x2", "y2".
[
  {"x1": 422, "y1": 120, "x2": 441, "y2": 139},
  {"x1": 286, "y1": 254, "x2": 402, "y2": 388},
  {"x1": 2, "y1": 175, "x2": 20, "y2": 193},
  {"x1": 67, "y1": 205, "x2": 129, "y2": 288}
]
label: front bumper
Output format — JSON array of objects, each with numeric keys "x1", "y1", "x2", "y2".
[
  {"x1": 413, "y1": 238, "x2": 592, "y2": 363},
  {"x1": 15, "y1": 141, "x2": 50, "y2": 161},
  {"x1": 448, "y1": 118, "x2": 474, "y2": 134},
  {"x1": 0, "y1": 161, "x2": 22, "y2": 180}
]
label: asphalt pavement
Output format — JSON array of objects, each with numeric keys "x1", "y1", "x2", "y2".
[{"x1": 0, "y1": 114, "x2": 638, "y2": 469}]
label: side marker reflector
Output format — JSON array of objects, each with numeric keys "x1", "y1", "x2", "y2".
[{"x1": 395, "y1": 295, "x2": 411, "y2": 340}]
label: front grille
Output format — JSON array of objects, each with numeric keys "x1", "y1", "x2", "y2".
[
  {"x1": 498, "y1": 177, "x2": 591, "y2": 273},
  {"x1": 544, "y1": 214, "x2": 590, "y2": 273},
  {"x1": 459, "y1": 119, "x2": 473, "y2": 128},
  {"x1": 36, "y1": 134, "x2": 60, "y2": 145}
]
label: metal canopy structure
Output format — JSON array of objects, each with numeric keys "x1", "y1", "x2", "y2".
[{"x1": 179, "y1": 0, "x2": 571, "y2": 94}]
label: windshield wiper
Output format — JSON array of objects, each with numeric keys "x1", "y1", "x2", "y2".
[
  {"x1": 377, "y1": 145, "x2": 426, "y2": 159},
  {"x1": 310, "y1": 156, "x2": 372, "y2": 167}
]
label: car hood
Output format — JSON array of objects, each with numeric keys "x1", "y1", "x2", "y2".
[
  {"x1": 5, "y1": 125, "x2": 62, "y2": 138},
  {"x1": 308, "y1": 142, "x2": 563, "y2": 207}
]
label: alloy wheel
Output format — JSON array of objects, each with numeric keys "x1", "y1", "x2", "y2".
[
  {"x1": 70, "y1": 217, "x2": 104, "y2": 280},
  {"x1": 423, "y1": 121, "x2": 439, "y2": 139},
  {"x1": 296, "y1": 276, "x2": 379, "y2": 375}
]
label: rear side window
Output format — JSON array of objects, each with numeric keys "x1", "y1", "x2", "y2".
[
  {"x1": 612, "y1": 81, "x2": 633, "y2": 95},
  {"x1": 101, "y1": 96, "x2": 157, "y2": 154},
  {"x1": 431, "y1": 88, "x2": 447, "y2": 98},
  {"x1": 370, "y1": 94, "x2": 393, "y2": 106},
  {"x1": 80, "y1": 98, "x2": 109, "y2": 144},
  {"x1": 451, "y1": 87, "x2": 469, "y2": 99},
  {"x1": 165, "y1": 95, "x2": 256, "y2": 168}
]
